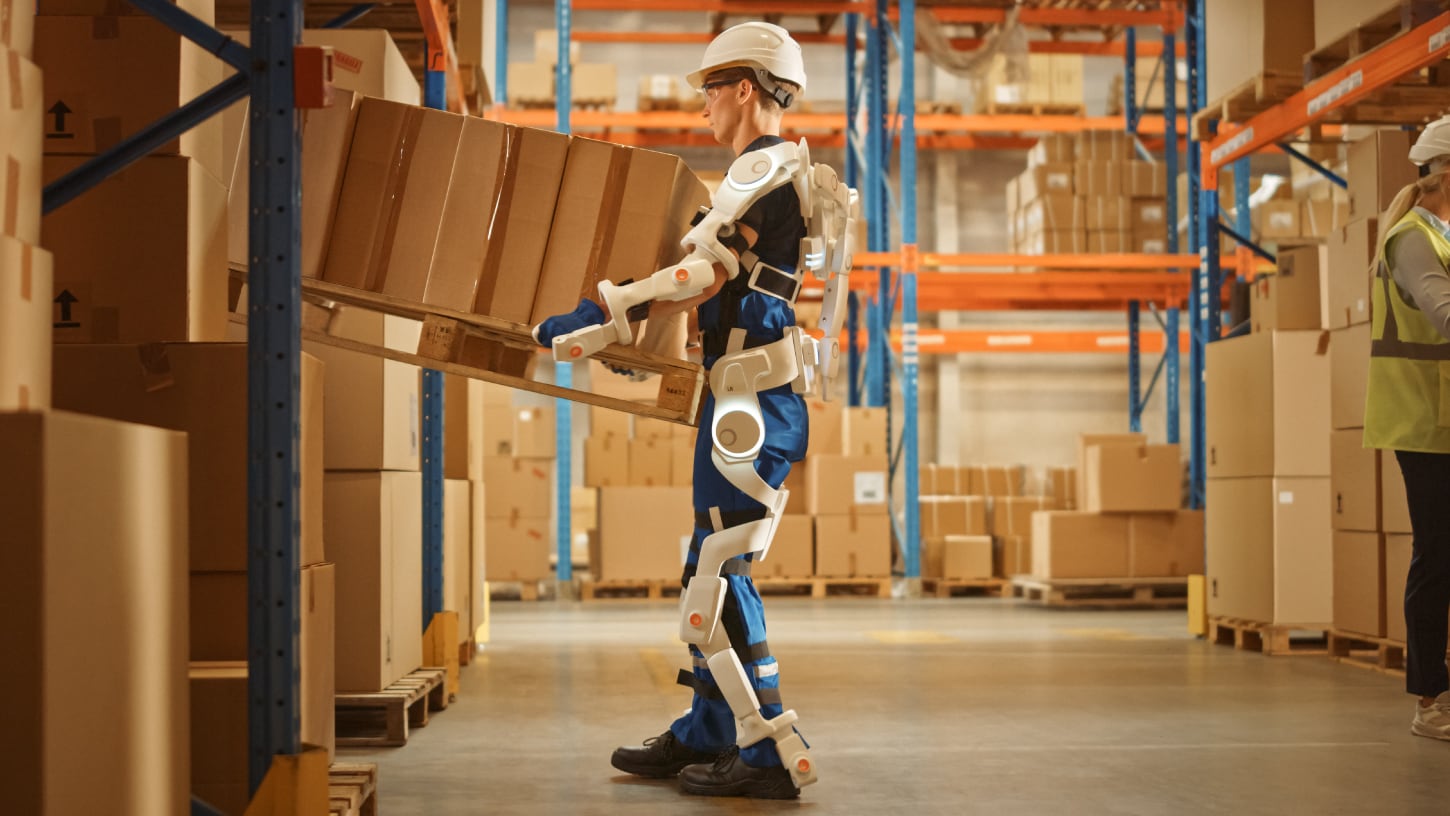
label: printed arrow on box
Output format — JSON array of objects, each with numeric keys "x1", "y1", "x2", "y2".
[{"x1": 46, "y1": 101, "x2": 74, "y2": 139}]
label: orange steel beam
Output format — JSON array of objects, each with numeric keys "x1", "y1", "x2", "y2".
[
  {"x1": 1207, "y1": 11, "x2": 1450, "y2": 168},
  {"x1": 569, "y1": 30, "x2": 1182, "y2": 57},
  {"x1": 488, "y1": 109, "x2": 1185, "y2": 136},
  {"x1": 846, "y1": 272, "x2": 1193, "y2": 307},
  {"x1": 570, "y1": 0, "x2": 869, "y2": 12},
  {"x1": 920, "y1": 7, "x2": 1180, "y2": 28},
  {"x1": 853, "y1": 252, "x2": 1200, "y2": 270},
  {"x1": 866, "y1": 328, "x2": 1192, "y2": 354}
]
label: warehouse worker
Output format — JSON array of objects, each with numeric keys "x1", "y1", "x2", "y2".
[
  {"x1": 1365, "y1": 115, "x2": 1450, "y2": 742},
  {"x1": 534, "y1": 22, "x2": 856, "y2": 799}
]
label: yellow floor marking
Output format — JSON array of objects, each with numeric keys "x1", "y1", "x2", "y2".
[
  {"x1": 866, "y1": 630, "x2": 957, "y2": 644},
  {"x1": 639, "y1": 647, "x2": 680, "y2": 692},
  {"x1": 1062, "y1": 627, "x2": 1150, "y2": 642}
]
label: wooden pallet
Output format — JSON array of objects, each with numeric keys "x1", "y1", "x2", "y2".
[
  {"x1": 915, "y1": 100, "x2": 963, "y2": 116},
  {"x1": 230, "y1": 267, "x2": 706, "y2": 427},
  {"x1": 328, "y1": 762, "x2": 378, "y2": 816},
  {"x1": 1207, "y1": 616, "x2": 1329, "y2": 656},
  {"x1": 923, "y1": 577, "x2": 1009, "y2": 599},
  {"x1": 752, "y1": 576, "x2": 893, "y2": 598},
  {"x1": 580, "y1": 579, "x2": 683, "y2": 601},
  {"x1": 979, "y1": 101, "x2": 1084, "y2": 117},
  {"x1": 335, "y1": 667, "x2": 448, "y2": 748},
  {"x1": 1191, "y1": 70, "x2": 1302, "y2": 139},
  {"x1": 1011, "y1": 577, "x2": 1189, "y2": 609},
  {"x1": 1328, "y1": 629, "x2": 1408, "y2": 676},
  {"x1": 488, "y1": 580, "x2": 552, "y2": 601},
  {"x1": 640, "y1": 96, "x2": 683, "y2": 112}
]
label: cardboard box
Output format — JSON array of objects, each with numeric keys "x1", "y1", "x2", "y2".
[
  {"x1": 814, "y1": 513, "x2": 892, "y2": 578},
  {"x1": 942, "y1": 535, "x2": 994, "y2": 580},
  {"x1": 532, "y1": 136, "x2": 629, "y2": 321},
  {"x1": 805, "y1": 454, "x2": 889, "y2": 516},
  {"x1": 188, "y1": 572, "x2": 246, "y2": 659},
  {"x1": 0, "y1": 239, "x2": 51, "y2": 410},
  {"x1": 0, "y1": 411, "x2": 188, "y2": 815},
  {"x1": 443, "y1": 480, "x2": 472, "y2": 624},
  {"x1": 920, "y1": 496, "x2": 988, "y2": 539},
  {"x1": 1131, "y1": 198, "x2": 1167, "y2": 232},
  {"x1": 325, "y1": 471, "x2": 423, "y2": 692},
  {"x1": 1253, "y1": 245, "x2": 1325, "y2": 333},
  {"x1": 37, "y1": 17, "x2": 222, "y2": 180},
  {"x1": 1082, "y1": 197, "x2": 1130, "y2": 232},
  {"x1": 1129, "y1": 510, "x2": 1204, "y2": 578},
  {"x1": 1382, "y1": 450, "x2": 1412, "y2": 534},
  {"x1": 1205, "y1": 0, "x2": 1316, "y2": 101},
  {"x1": 474, "y1": 126, "x2": 569, "y2": 323},
  {"x1": 482, "y1": 403, "x2": 514, "y2": 457},
  {"x1": 1315, "y1": 0, "x2": 1403, "y2": 48},
  {"x1": 1257, "y1": 200, "x2": 1301, "y2": 239},
  {"x1": 1326, "y1": 218, "x2": 1376, "y2": 328},
  {"x1": 997, "y1": 496, "x2": 1056, "y2": 537},
  {"x1": 759, "y1": 515, "x2": 813, "y2": 579},
  {"x1": 1023, "y1": 229, "x2": 1088, "y2": 254},
  {"x1": 188, "y1": 664, "x2": 248, "y2": 815},
  {"x1": 483, "y1": 456, "x2": 552, "y2": 519},
  {"x1": 1046, "y1": 466, "x2": 1077, "y2": 509},
  {"x1": 1031, "y1": 512, "x2": 1130, "y2": 579},
  {"x1": 1048, "y1": 54, "x2": 1083, "y2": 105},
  {"x1": 1329, "y1": 323, "x2": 1370, "y2": 429},
  {"x1": 52, "y1": 344, "x2": 326, "y2": 570},
  {"x1": 670, "y1": 438, "x2": 694, "y2": 487},
  {"x1": 45, "y1": 155, "x2": 227, "y2": 343},
  {"x1": 1076, "y1": 433, "x2": 1144, "y2": 506},
  {"x1": 1027, "y1": 133, "x2": 1075, "y2": 165},
  {"x1": 584, "y1": 435, "x2": 629, "y2": 487},
  {"x1": 1347, "y1": 129, "x2": 1416, "y2": 222},
  {"x1": 782, "y1": 466, "x2": 807, "y2": 514},
  {"x1": 594, "y1": 486, "x2": 692, "y2": 581},
  {"x1": 514, "y1": 405, "x2": 556, "y2": 458},
  {"x1": 485, "y1": 515, "x2": 551, "y2": 581},
  {"x1": 534, "y1": 28, "x2": 581, "y2": 65},
  {"x1": 1129, "y1": 231, "x2": 1168, "y2": 254},
  {"x1": 1386, "y1": 533, "x2": 1412, "y2": 641},
  {"x1": 1334, "y1": 531, "x2": 1386, "y2": 637},
  {"x1": 424, "y1": 116, "x2": 511, "y2": 312},
  {"x1": 998, "y1": 534, "x2": 1029, "y2": 578},
  {"x1": 1088, "y1": 230, "x2": 1130, "y2": 254},
  {"x1": 508, "y1": 61, "x2": 553, "y2": 104},
  {"x1": 1122, "y1": 162, "x2": 1167, "y2": 198},
  {"x1": 964, "y1": 464, "x2": 1025, "y2": 497},
  {"x1": 304, "y1": 311, "x2": 421, "y2": 471},
  {"x1": 322, "y1": 99, "x2": 463, "y2": 297},
  {"x1": 806, "y1": 398, "x2": 845, "y2": 456},
  {"x1": 589, "y1": 404, "x2": 631, "y2": 438},
  {"x1": 1016, "y1": 163, "x2": 1074, "y2": 203},
  {"x1": 1074, "y1": 130, "x2": 1132, "y2": 162},
  {"x1": 571, "y1": 62, "x2": 617, "y2": 103},
  {"x1": 1205, "y1": 331, "x2": 1331, "y2": 478},
  {"x1": 1074, "y1": 161, "x2": 1122, "y2": 197},
  {"x1": 0, "y1": 49, "x2": 41, "y2": 246},
  {"x1": 843, "y1": 407, "x2": 888, "y2": 457},
  {"x1": 628, "y1": 437, "x2": 673, "y2": 486},
  {"x1": 1206, "y1": 476, "x2": 1332, "y2": 624},
  {"x1": 1331, "y1": 428, "x2": 1379, "y2": 532},
  {"x1": 1021, "y1": 193, "x2": 1077, "y2": 232},
  {"x1": 301, "y1": 29, "x2": 420, "y2": 104},
  {"x1": 442, "y1": 374, "x2": 478, "y2": 481},
  {"x1": 599, "y1": 145, "x2": 708, "y2": 293}
]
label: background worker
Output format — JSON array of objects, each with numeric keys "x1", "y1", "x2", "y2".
[{"x1": 1364, "y1": 115, "x2": 1450, "y2": 741}]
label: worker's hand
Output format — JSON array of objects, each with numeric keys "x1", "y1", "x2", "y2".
[{"x1": 531, "y1": 299, "x2": 606, "y2": 348}]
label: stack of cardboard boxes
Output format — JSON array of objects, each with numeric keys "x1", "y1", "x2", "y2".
[
  {"x1": 804, "y1": 404, "x2": 893, "y2": 579},
  {"x1": 1323, "y1": 129, "x2": 1418, "y2": 641},
  {"x1": 974, "y1": 53, "x2": 1084, "y2": 113},
  {"x1": 1008, "y1": 131, "x2": 1169, "y2": 255},
  {"x1": 918, "y1": 462, "x2": 1035, "y2": 581},
  {"x1": 510, "y1": 29, "x2": 617, "y2": 108},
  {"x1": 484, "y1": 404, "x2": 558, "y2": 583},
  {"x1": 1, "y1": 7, "x2": 196, "y2": 808},
  {"x1": 1031, "y1": 435, "x2": 1202, "y2": 581}
]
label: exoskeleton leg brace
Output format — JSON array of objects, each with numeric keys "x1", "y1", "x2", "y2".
[{"x1": 677, "y1": 332, "x2": 817, "y2": 788}]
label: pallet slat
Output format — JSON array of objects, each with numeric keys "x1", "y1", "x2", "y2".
[
  {"x1": 1207, "y1": 616, "x2": 1328, "y2": 656},
  {"x1": 335, "y1": 668, "x2": 448, "y2": 748},
  {"x1": 922, "y1": 578, "x2": 1008, "y2": 599},
  {"x1": 328, "y1": 763, "x2": 378, "y2": 816},
  {"x1": 1011, "y1": 577, "x2": 1188, "y2": 609}
]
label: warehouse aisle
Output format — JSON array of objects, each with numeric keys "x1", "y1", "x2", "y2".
[{"x1": 343, "y1": 599, "x2": 1450, "y2": 815}]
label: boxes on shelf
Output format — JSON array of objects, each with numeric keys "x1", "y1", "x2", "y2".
[
  {"x1": 303, "y1": 311, "x2": 421, "y2": 472},
  {"x1": 1256, "y1": 200, "x2": 1301, "y2": 240},
  {"x1": 1206, "y1": 476, "x2": 1331, "y2": 625},
  {"x1": 593, "y1": 486, "x2": 692, "y2": 581},
  {"x1": 843, "y1": 407, "x2": 888, "y2": 457},
  {"x1": 324, "y1": 471, "x2": 424, "y2": 692},
  {"x1": 1252, "y1": 246, "x2": 1325, "y2": 333},
  {"x1": 0, "y1": 240, "x2": 52, "y2": 410},
  {"x1": 814, "y1": 513, "x2": 892, "y2": 578},
  {"x1": 300, "y1": 29, "x2": 421, "y2": 104},
  {"x1": 44, "y1": 155, "x2": 227, "y2": 344},
  {"x1": 1204, "y1": 0, "x2": 1316, "y2": 101},
  {"x1": 1326, "y1": 218, "x2": 1376, "y2": 329},
  {"x1": 1205, "y1": 330, "x2": 1330, "y2": 478},
  {"x1": 52, "y1": 344, "x2": 326, "y2": 571},
  {"x1": 1347, "y1": 129, "x2": 1416, "y2": 222},
  {"x1": 1, "y1": 411, "x2": 188, "y2": 815}
]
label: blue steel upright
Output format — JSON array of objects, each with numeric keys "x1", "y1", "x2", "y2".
[
  {"x1": 1187, "y1": 0, "x2": 1207, "y2": 510},
  {"x1": 245, "y1": 0, "x2": 302, "y2": 792},
  {"x1": 898, "y1": 0, "x2": 921, "y2": 583},
  {"x1": 845, "y1": 11, "x2": 862, "y2": 407},
  {"x1": 554, "y1": 0, "x2": 573, "y2": 585},
  {"x1": 421, "y1": 62, "x2": 447, "y2": 631},
  {"x1": 864, "y1": 1, "x2": 888, "y2": 409}
]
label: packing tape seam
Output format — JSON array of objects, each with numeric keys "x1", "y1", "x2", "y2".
[{"x1": 371, "y1": 106, "x2": 426, "y2": 293}]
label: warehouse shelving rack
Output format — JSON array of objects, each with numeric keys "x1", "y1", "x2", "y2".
[
  {"x1": 1190, "y1": 5, "x2": 1450, "y2": 509},
  {"x1": 38, "y1": 0, "x2": 463, "y2": 807}
]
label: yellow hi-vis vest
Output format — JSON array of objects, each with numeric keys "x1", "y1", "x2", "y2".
[{"x1": 1364, "y1": 209, "x2": 1450, "y2": 453}]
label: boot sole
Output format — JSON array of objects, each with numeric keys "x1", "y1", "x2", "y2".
[
  {"x1": 610, "y1": 754, "x2": 693, "y2": 779},
  {"x1": 679, "y1": 776, "x2": 800, "y2": 800},
  {"x1": 1411, "y1": 721, "x2": 1450, "y2": 742}
]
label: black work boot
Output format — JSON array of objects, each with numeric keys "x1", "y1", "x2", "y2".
[
  {"x1": 679, "y1": 746, "x2": 801, "y2": 799},
  {"x1": 610, "y1": 730, "x2": 721, "y2": 779}
]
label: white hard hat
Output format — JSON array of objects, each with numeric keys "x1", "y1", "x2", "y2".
[
  {"x1": 686, "y1": 22, "x2": 807, "y2": 108},
  {"x1": 1409, "y1": 116, "x2": 1450, "y2": 167}
]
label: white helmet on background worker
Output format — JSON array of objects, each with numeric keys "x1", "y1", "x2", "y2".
[
  {"x1": 686, "y1": 21, "x2": 807, "y2": 109},
  {"x1": 1409, "y1": 115, "x2": 1450, "y2": 168}
]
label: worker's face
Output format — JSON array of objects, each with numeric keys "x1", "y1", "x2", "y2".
[{"x1": 701, "y1": 76, "x2": 747, "y2": 146}]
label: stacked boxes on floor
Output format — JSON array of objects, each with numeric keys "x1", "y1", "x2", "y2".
[
  {"x1": 918, "y1": 462, "x2": 1027, "y2": 581},
  {"x1": 808, "y1": 403, "x2": 892, "y2": 578},
  {"x1": 509, "y1": 29, "x2": 617, "y2": 108},
  {"x1": 1326, "y1": 129, "x2": 1418, "y2": 641},
  {"x1": 1008, "y1": 131, "x2": 1168, "y2": 255},
  {"x1": 485, "y1": 403, "x2": 557, "y2": 583},
  {"x1": 1030, "y1": 434, "x2": 1202, "y2": 581},
  {"x1": 444, "y1": 374, "x2": 491, "y2": 648},
  {"x1": 586, "y1": 403, "x2": 696, "y2": 582}
]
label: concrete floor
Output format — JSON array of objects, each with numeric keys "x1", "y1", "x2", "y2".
[{"x1": 343, "y1": 597, "x2": 1450, "y2": 815}]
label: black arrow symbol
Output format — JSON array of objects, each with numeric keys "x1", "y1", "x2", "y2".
[
  {"x1": 47, "y1": 101, "x2": 74, "y2": 139},
  {"x1": 54, "y1": 289, "x2": 80, "y2": 327}
]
